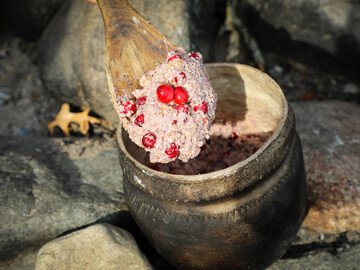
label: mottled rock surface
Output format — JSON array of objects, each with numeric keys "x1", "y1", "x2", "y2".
[
  {"x1": 240, "y1": 0, "x2": 360, "y2": 75},
  {"x1": 35, "y1": 223, "x2": 152, "y2": 270},
  {"x1": 0, "y1": 135, "x2": 126, "y2": 269},
  {"x1": 291, "y1": 101, "x2": 360, "y2": 234},
  {"x1": 0, "y1": 37, "x2": 61, "y2": 137}
]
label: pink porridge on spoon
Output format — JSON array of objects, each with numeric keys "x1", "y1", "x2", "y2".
[{"x1": 117, "y1": 49, "x2": 217, "y2": 163}]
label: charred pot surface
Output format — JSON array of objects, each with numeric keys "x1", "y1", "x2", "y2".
[{"x1": 116, "y1": 63, "x2": 307, "y2": 269}]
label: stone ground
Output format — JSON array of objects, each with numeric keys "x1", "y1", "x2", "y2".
[{"x1": 1, "y1": 29, "x2": 360, "y2": 270}]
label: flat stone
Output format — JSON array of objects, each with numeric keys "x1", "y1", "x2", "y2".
[
  {"x1": 268, "y1": 241, "x2": 360, "y2": 270},
  {"x1": 128, "y1": 0, "x2": 190, "y2": 51},
  {"x1": 35, "y1": 223, "x2": 152, "y2": 270},
  {"x1": 0, "y1": 135, "x2": 126, "y2": 269},
  {"x1": 290, "y1": 101, "x2": 360, "y2": 233}
]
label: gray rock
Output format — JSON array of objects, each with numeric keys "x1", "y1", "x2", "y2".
[
  {"x1": 35, "y1": 223, "x2": 152, "y2": 270},
  {"x1": 268, "y1": 100, "x2": 360, "y2": 268},
  {"x1": 128, "y1": 0, "x2": 190, "y2": 51},
  {"x1": 35, "y1": 0, "x2": 117, "y2": 127},
  {"x1": 240, "y1": 0, "x2": 360, "y2": 71},
  {"x1": 35, "y1": 0, "x2": 216, "y2": 128},
  {"x1": 0, "y1": 135, "x2": 126, "y2": 269},
  {"x1": 290, "y1": 101, "x2": 360, "y2": 234},
  {"x1": 268, "y1": 242, "x2": 360, "y2": 270}
]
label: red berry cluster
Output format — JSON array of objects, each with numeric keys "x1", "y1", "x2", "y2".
[
  {"x1": 131, "y1": 52, "x2": 206, "y2": 160},
  {"x1": 157, "y1": 85, "x2": 188, "y2": 105}
]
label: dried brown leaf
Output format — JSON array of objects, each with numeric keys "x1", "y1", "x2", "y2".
[{"x1": 47, "y1": 103, "x2": 101, "y2": 137}]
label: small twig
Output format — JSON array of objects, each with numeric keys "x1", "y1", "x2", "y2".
[
  {"x1": 225, "y1": 0, "x2": 266, "y2": 71},
  {"x1": 26, "y1": 154, "x2": 36, "y2": 162},
  {"x1": 92, "y1": 119, "x2": 114, "y2": 134}
]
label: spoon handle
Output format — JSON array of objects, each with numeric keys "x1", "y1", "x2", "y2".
[{"x1": 97, "y1": 0, "x2": 178, "y2": 104}]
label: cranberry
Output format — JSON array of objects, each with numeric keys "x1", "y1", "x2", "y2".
[
  {"x1": 174, "y1": 86, "x2": 188, "y2": 105},
  {"x1": 135, "y1": 114, "x2": 144, "y2": 126},
  {"x1": 157, "y1": 85, "x2": 174, "y2": 103},
  {"x1": 172, "y1": 120, "x2": 177, "y2": 125},
  {"x1": 136, "y1": 96, "x2": 147, "y2": 105},
  {"x1": 229, "y1": 132, "x2": 239, "y2": 140},
  {"x1": 165, "y1": 142, "x2": 178, "y2": 159},
  {"x1": 167, "y1": 54, "x2": 181, "y2": 62},
  {"x1": 190, "y1": 52, "x2": 200, "y2": 61},
  {"x1": 174, "y1": 72, "x2": 186, "y2": 83},
  {"x1": 122, "y1": 101, "x2": 136, "y2": 116},
  {"x1": 176, "y1": 104, "x2": 189, "y2": 114},
  {"x1": 194, "y1": 102, "x2": 208, "y2": 114},
  {"x1": 142, "y1": 132, "x2": 156, "y2": 148}
]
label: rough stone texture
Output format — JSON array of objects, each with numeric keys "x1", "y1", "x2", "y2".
[
  {"x1": 0, "y1": 135, "x2": 126, "y2": 269},
  {"x1": 35, "y1": 0, "x2": 217, "y2": 128},
  {"x1": 291, "y1": 101, "x2": 360, "y2": 234},
  {"x1": 128, "y1": 0, "x2": 190, "y2": 51},
  {"x1": 0, "y1": 0, "x2": 66, "y2": 41},
  {"x1": 35, "y1": 223, "x2": 152, "y2": 270},
  {"x1": 269, "y1": 241, "x2": 360, "y2": 270},
  {"x1": 240, "y1": 0, "x2": 360, "y2": 74},
  {"x1": 268, "y1": 228, "x2": 360, "y2": 269},
  {"x1": 35, "y1": 0, "x2": 117, "y2": 127},
  {"x1": 0, "y1": 36, "x2": 61, "y2": 137}
]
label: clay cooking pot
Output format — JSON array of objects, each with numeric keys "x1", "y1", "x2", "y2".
[{"x1": 117, "y1": 63, "x2": 307, "y2": 269}]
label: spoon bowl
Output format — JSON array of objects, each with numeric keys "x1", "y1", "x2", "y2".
[{"x1": 97, "y1": 0, "x2": 178, "y2": 120}]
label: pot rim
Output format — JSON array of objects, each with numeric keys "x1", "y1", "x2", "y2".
[{"x1": 117, "y1": 63, "x2": 288, "y2": 182}]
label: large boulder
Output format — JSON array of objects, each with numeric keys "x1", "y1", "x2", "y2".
[
  {"x1": 35, "y1": 0, "x2": 216, "y2": 128},
  {"x1": 240, "y1": 0, "x2": 360, "y2": 75},
  {"x1": 0, "y1": 135, "x2": 126, "y2": 269}
]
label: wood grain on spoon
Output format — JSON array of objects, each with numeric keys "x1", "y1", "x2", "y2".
[{"x1": 96, "y1": 0, "x2": 178, "y2": 112}]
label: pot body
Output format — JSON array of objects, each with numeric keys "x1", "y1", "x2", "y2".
[{"x1": 117, "y1": 64, "x2": 307, "y2": 270}]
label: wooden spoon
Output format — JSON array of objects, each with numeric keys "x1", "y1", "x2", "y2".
[{"x1": 96, "y1": 0, "x2": 178, "y2": 116}]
